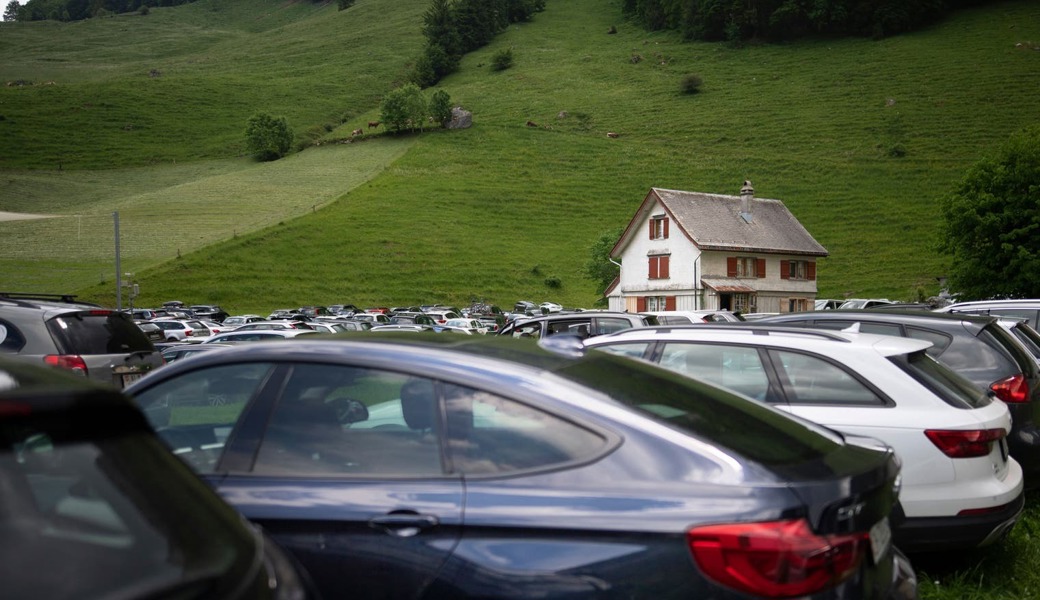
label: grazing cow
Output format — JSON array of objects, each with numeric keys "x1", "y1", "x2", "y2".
[
  {"x1": 526, "y1": 120, "x2": 538, "y2": 127},
  {"x1": 368, "y1": 121, "x2": 380, "y2": 130},
  {"x1": 351, "y1": 128, "x2": 364, "y2": 137},
  {"x1": 606, "y1": 132, "x2": 619, "y2": 138}
]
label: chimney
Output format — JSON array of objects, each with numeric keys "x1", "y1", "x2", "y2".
[{"x1": 739, "y1": 180, "x2": 754, "y2": 223}]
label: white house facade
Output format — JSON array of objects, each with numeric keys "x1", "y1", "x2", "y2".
[{"x1": 606, "y1": 183, "x2": 828, "y2": 315}]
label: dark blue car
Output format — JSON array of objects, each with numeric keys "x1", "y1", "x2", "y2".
[{"x1": 127, "y1": 334, "x2": 916, "y2": 600}]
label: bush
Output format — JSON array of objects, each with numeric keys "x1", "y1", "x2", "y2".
[
  {"x1": 338, "y1": 0, "x2": 356, "y2": 9},
  {"x1": 491, "y1": 48, "x2": 514, "y2": 71},
  {"x1": 245, "y1": 113, "x2": 294, "y2": 161},
  {"x1": 680, "y1": 73, "x2": 703, "y2": 94},
  {"x1": 544, "y1": 276, "x2": 562, "y2": 289}
]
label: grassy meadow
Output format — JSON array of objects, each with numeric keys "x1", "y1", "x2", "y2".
[{"x1": 1, "y1": 0, "x2": 1039, "y2": 313}]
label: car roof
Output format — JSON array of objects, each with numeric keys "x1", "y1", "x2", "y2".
[
  {"x1": 761, "y1": 308, "x2": 999, "y2": 329},
  {"x1": 586, "y1": 323, "x2": 933, "y2": 357}
]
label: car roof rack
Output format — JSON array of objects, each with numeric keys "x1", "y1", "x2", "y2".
[
  {"x1": 640, "y1": 323, "x2": 855, "y2": 343},
  {"x1": 0, "y1": 291, "x2": 104, "y2": 308}
]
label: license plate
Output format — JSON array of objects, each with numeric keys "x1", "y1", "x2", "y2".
[
  {"x1": 121, "y1": 372, "x2": 144, "y2": 387},
  {"x1": 869, "y1": 517, "x2": 892, "y2": 565}
]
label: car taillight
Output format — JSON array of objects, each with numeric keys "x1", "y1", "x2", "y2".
[
  {"x1": 687, "y1": 518, "x2": 867, "y2": 597},
  {"x1": 185, "y1": 330, "x2": 193, "y2": 336},
  {"x1": 44, "y1": 354, "x2": 88, "y2": 376},
  {"x1": 990, "y1": 374, "x2": 1029, "y2": 403},
  {"x1": 925, "y1": 428, "x2": 1005, "y2": 458}
]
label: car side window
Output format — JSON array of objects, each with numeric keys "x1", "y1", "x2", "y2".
[
  {"x1": 253, "y1": 366, "x2": 445, "y2": 477},
  {"x1": 593, "y1": 342, "x2": 652, "y2": 360},
  {"x1": 770, "y1": 350, "x2": 885, "y2": 405},
  {"x1": 131, "y1": 363, "x2": 275, "y2": 473},
  {"x1": 442, "y1": 383, "x2": 607, "y2": 475},
  {"x1": 595, "y1": 317, "x2": 635, "y2": 335},
  {"x1": 0, "y1": 319, "x2": 26, "y2": 352},
  {"x1": 658, "y1": 343, "x2": 778, "y2": 403},
  {"x1": 905, "y1": 327, "x2": 952, "y2": 356}
]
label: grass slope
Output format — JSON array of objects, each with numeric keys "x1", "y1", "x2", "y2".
[{"x1": 1, "y1": 0, "x2": 1039, "y2": 313}]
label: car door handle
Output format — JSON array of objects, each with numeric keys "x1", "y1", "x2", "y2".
[{"x1": 368, "y1": 513, "x2": 439, "y2": 537}]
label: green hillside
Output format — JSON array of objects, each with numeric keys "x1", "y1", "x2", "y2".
[{"x1": 1, "y1": 0, "x2": 1038, "y2": 312}]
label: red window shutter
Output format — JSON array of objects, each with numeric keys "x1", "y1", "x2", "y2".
[
  {"x1": 648, "y1": 256, "x2": 658, "y2": 279},
  {"x1": 661, "y1": 256, "x2": 670, "y2": 279},
  {"x1": 727, "y1": 257, "x2": 738, "y2": 277},
  {"x1": 649, "y1": 220, "x2": 654, "y2": 239},
  {"x1": 663, "y1": 218, "x2": 669, "y2": 239},
  {"x1": 665, "y1": 296, "x2": 676, "y2": 310},
  {"x1": 756, "y1": 258, "x2": 766, "y2": 278},
  {"x1": 808, "y1": 262, "x2": 817, "y2": 280},
  {"x1": 781, "y1": 261, "x2": 790, "y2": 280},
  {"x1": 637, "y1": 297, "x2": 647, "y2": 312}
]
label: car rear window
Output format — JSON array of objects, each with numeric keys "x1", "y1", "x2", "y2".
[
  {"x1": 1008, "y1": 322, "x2": 1040, "y2": 362},
  {"x1": 46, "y1": 311, "x2": 154, "y2": 355},
  {"x1": 890, "y1": 350, "x2": 992, "y2": 409}
]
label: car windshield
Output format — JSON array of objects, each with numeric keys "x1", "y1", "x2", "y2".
[
  {"x1": 46, "y1": 311, "x2": 154, "y2": 354},
  {"x1": 0, "y1": 409, "x2": 257, "y2": 599}
]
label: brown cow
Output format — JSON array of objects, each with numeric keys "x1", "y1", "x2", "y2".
[
  {"x1": 351, "y1": 128, "x2": 364, "y2": 137},
  {"x1": 368, "y1": 121, "x2": 381, "y2": 130}
]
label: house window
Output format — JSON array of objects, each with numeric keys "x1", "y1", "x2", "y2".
[
  {"x1": 646, "y1": 296, "x2": 666, "y2": 311},
  {"x1": 782, "y1": 260, "x2": 816, "y2": 281},
  {"x1": 649, "y1": 215, "x2": 669, "y2": 240},
  {"x1": 732, "y1": 294, "x2": 756, "y2": 313},
  {"x1": 648, "y1": 255, "x2": 670, "y2": 279},
  {"x1": 788, "y1": 298, "x2": 812, "y2": 313},
  {"x1": 727, "y1": 257, "x2": 765, "y2": 278}
]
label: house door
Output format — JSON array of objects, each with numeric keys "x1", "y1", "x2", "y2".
[{"x1": 719, "y1": 294, "x2": 733, "y2": 310}]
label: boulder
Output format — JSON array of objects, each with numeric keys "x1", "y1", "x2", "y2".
[{"x1": 448, "y1": 107, "x2": 473, "y2": 129}]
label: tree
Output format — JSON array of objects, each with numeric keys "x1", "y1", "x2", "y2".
[
  {"x1": 3, "y1": 1, "x2": 21, "y2": 21},
  {"x1": 380, "y1": 84, "x2": 428, "y2": 133},
  {"x1": 245, "y1": 113, "x2": 293, "y2": 161},
  {"x1": 939, "y1": 126, "x2": 1040, "y2": 300},
  {"x1": 428, "y1": 89, "x2": 452, "y2": 126},
  {"x1": 582, "y1": 227, "x2": 624, "y2": 295}
]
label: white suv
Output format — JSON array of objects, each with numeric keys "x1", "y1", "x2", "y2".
[{"x1": 584, "y1": 324, "x2": 1024, "y2": 553}]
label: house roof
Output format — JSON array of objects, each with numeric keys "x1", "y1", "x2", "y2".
[{"x1": 611, "y1": 187, "x2": 829, "y2": 258}]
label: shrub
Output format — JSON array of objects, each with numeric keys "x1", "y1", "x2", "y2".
[
  {"x1": 245, "y1": 113, "x2": 294, "y2": 161},
  {"x1": 338, "y1": 0, "x2": 356, "y2": 10},
  {"x1": 491, "y1": 48, "x2": 514, "y2": 71},
  {"x1": 139, "y1": 6, "x2": 149, "y2": 16},
  {"x1": 544, "y1": 276, "x2": 562, "y2": 289},
  {"x1": 680, "y1": 73, "x2": 703, "y2": 94}
]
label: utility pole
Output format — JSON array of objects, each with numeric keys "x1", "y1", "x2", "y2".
[{"x1": 114, "y1": 212, "x2": 122, "y2": 310}]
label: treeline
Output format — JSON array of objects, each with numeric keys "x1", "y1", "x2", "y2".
[
  {"x1": 7, "y1": 0, "x2": 198, "y2": 21},
  {"x1": 412, "y1": 0, "x2": 546, "y2": 87},
  {"x1": 622, "y1": 0, "x2": 994, "y2": 41}
]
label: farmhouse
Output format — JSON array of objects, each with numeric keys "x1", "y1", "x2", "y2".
[{"x1": 605, "y1": 182, "x2": 828, "y2": 315}]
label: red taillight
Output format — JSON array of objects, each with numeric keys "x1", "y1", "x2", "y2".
[
  {"x1": 990, "y1": 374, "x2": 1029, "y2": 403},
  {"x1": 44, "y1": 354, "x2": 88, "y2": 376},
  {"x1": 687, "y1": 518, "x2": 867, "y2": 597},
  {"x1": 185, "y1": 330, "x2": 193, "y2": 336},
  {"x1": 925, "y1": 428, "x2": 1005, "y2": 458}
]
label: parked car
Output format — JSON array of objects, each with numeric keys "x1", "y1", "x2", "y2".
[
  {"x1": 756, "y1": 309, "x2": 1040, "y2": 489},
  {"x1": 298, "y1": 306, "x2": 330, "y2": 317},
  {"x1": 389, "y1": 312, "x2": 436, "y2": 327},
  {"x1": 442, "y1": 318, "x2": 488, "y2": 334},
  {"x1": 368, "y1": 324, "x2": 435, "y2": 333},
  {"x1": 938, "y1": 298, "x2": 1040, "y2": 330},
  {"x1": 643, "y1": 310, "x2": 745, "y2": 324},
  {"x1": 585, "y1": 324, "x2": 1025, "y2": 552},
  {"x1": 202, "y1": 330, "x2": 321, "y2": 344},
  {"x1": 190, "y1": 304, "x2": 229, "y2": 323},
  {"x1": 512, "y1": 300, "x2": 538, "y2": 315},
  {"x1": 161, "y1": 341, "x2": 235, "y2": 364},
  {"x1": 0, "y1": 293, "x2": 162, "y2": 388},
  {"x1": 234, "y1": 321, "x2": 308, "y2": 331},
  {"x1": 0, "y1": 356, "x2": 314, "y2": 600},
  {"x1": 134, "y1": 319, "x2": 166, "y2": 343},
  {"x1": 328, "y1": 304, "x2": 361, "y2": 316},
  {"x1": 839, "y1": 298, "x2": 897, "y2": 309},
  {"x1": 816, "y1": 299, "x2": 843, "y2": 310},
  {"x1": 151, "y1": 318, "x2": 212, "y2": 342},
  {"x1": 497, "y1": 311, "x2": 657, "y2": 339},
  {"x1": 352, "y1": 313, "x2": 391, "y2": 325},
  {"x1": 422, "y1": 310, "x2": 461, "y2": 324},
  {"x1": 539, "y1": 301, "x2": 563, "y2": 313},
  {"x1": 126, "y1": 335, "x2": 915, "y2": 600},
  {"x1": 223, "y1": 315, "x2": 266, "y2": 328}
]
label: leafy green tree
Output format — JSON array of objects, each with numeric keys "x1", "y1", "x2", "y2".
[
  {"x1": 380, "y1": 84, "x2": 428, "y2": 133},
  {"x1": 582, "y1": 227, "x2": 624, "y2": 294},
  {"x1": 245, "y1": 112, "x2": 293, "y2": 161},
  {"x1": 3, "y1": 1, "x2": 21, "y2": 21},
  {"x1": 428, "y1": 89, "x2": 452, "y2": 126},
  {"x1": 939, "y1": 125, "x2": 1040, "y2": 299}
]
